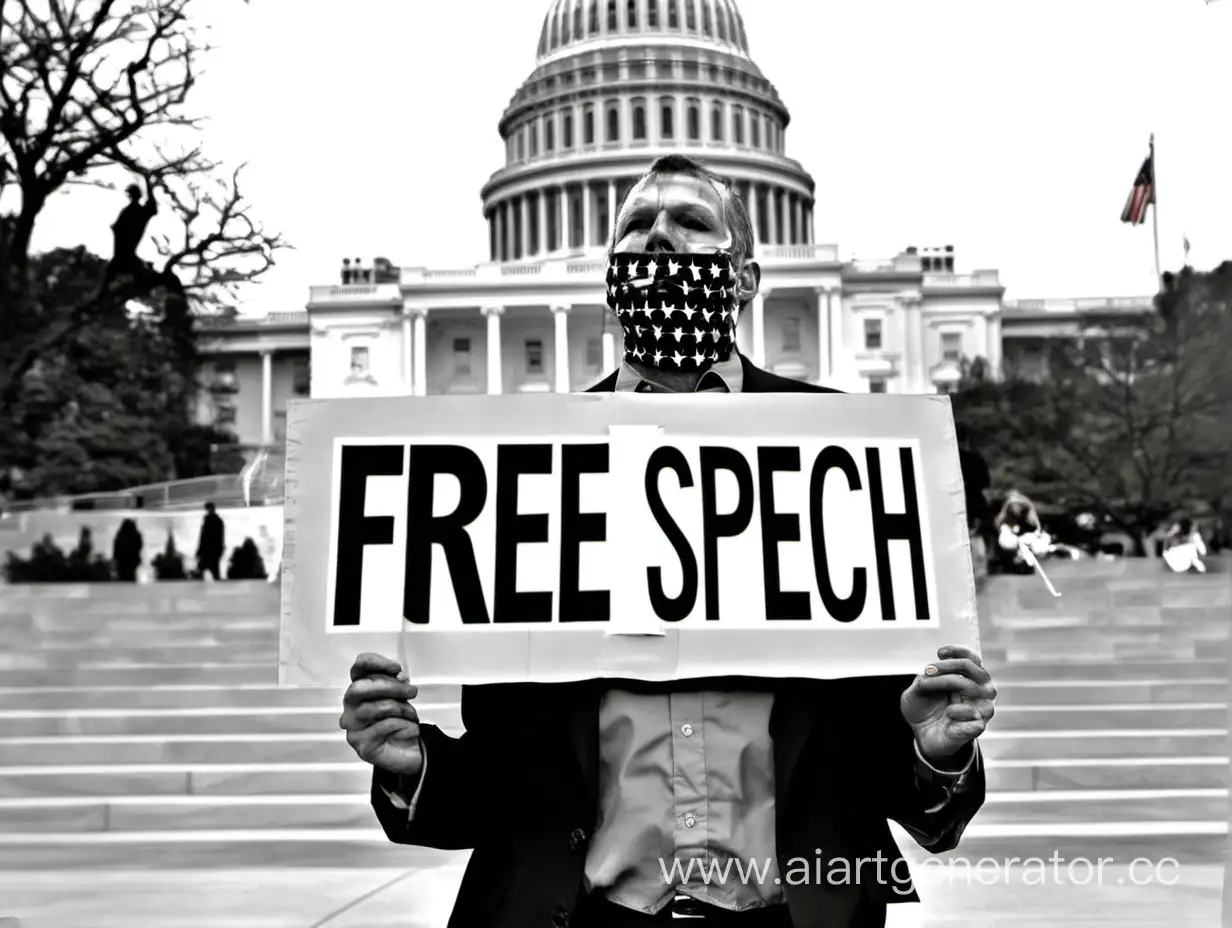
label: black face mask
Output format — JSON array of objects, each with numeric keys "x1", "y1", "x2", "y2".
[{"x1": 605, "y1": 252, "x2": 739, "y2": 372}]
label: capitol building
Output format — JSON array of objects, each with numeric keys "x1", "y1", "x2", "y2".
[{"x1": 196, "y1": 0, "x2": 1152, "y2": 454}]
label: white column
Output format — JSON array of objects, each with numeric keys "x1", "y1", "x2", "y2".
[
  {"x1": 792, "y1": 196, "x2": 802, "y2": 245},
  {"x1": 751, "y1": 289, "x2": 768, "y2": 368},
  {"x1": 401, "y1": 309, "x2": 413, "y2": 393},
  {"x1": 582, "y1": 181, "x2": 593, "y2": 249},
  {"x1": 828, "y1": 289, "x2": 843, "y2": 387},
  {"x1": 607, "y1": 180, "x2": 617, "y2": 235},
  {"x1": 484, "y1": 305, "x2": 504, "y2": 395},
  {"x1": 520, "y1": 196, "x2": 531, "y2": 259},
  {"x1": 552, "y1": 305, "x2": 571, "y2": 392},
  {"x1": 814, "y1": 288, "x2": 831, "y2": 383},
  {"x1": 987, "y1": 311, "x2": 1003, "y2": 380},
  {"x1": 748, "y1": 183, "x2": 761, "y2": 245},
  {"x1": 260, "y1": 350, "x2": 273, "y2": 445},
  {"x1": 410, "y1": 307, "x2": 428, "y2": 396},
  {"x1": 767, "y1": 187, "x2": 779, "y2": 245},
  {"x1": 602, "y1": 330, "x2": 617, "y2": 371},
  {"x1": 561, "y1": 185, "x2": 573, "y2": 251}
]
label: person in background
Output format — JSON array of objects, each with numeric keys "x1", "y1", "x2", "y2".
[
  {"x1": 994, "y1": 491, "x2": 1044, "y2": 574},
  {"x1": 112, "y1": 519, "x2": 144, "y2": 582},
  {"x1": 195, "y1": 502, "x2": 225, "y2": 581},
  {"x1": 1162, "y1": 517, "x2": 1208, "y2": 574}
]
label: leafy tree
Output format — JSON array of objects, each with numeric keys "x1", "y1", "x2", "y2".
[{"x1": 953, "y1": 264, "x2": 1232, "y2": 554}]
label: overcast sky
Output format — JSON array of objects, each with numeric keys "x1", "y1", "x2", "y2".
[{"x1": 25, "y1": 0, "x2": 1232, "y2": 314}]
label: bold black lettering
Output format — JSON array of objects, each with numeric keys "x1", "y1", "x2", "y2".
[
  {"x1": 493, "y1": 444, "x2": 553, "y2": 623},
  {"x1": 559, "y1": 443, "x2": 610, "y2": 623},
  {"x1": 645, "y1": 446, "x2": 698, "y2": 622},
  {"x1": 333, "y1": 445, "x2": 403, "y2": 627},
  {"x1": 699, "y1": 446, "x2": 754, "y2": 621},
  {"x1": 405, "y1": 445, "x2": 490, "y2": 624},
  {"x1": 757, "y1": 446, "x2": 810, "y2": 620},
  {"x1": 809, "y1": 446, "x2": 867, "y2": 623},
  {"x1": 865, "y1": 447, "x2": 930, "y2": 622}
]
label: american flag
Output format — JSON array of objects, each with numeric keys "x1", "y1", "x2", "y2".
[{"x1": 1120, "y1": 154, "x2": 1154, "y2": 225}]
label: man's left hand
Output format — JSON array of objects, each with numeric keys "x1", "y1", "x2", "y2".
[{"x1": 900, "y1": 644, "x2": 996, "y2": 764}]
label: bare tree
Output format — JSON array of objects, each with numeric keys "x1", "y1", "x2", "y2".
[{"x1": 0, "y1": 0, "x2": 285, "y2": 403}]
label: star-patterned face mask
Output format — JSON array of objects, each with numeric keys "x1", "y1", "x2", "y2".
[{"x1": 605, "y1": 252, "x2": 740, "y2": 372}]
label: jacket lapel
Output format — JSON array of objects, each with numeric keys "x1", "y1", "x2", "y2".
[
  {"x1": 566, "y1": 681, "x2": 601, "y2": 799},
  {"x1": 771, "y1": 681, "x2": 820, "y2": 797}
]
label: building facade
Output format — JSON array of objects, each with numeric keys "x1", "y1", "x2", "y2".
[{"x1": 194, "y1": 0, "x2": 1150, "y2": 452}]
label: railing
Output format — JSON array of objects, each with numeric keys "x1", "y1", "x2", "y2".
[
  {"x1": 307, "y1": 284, "x2": 399, "y2": 303},
  {"x1": 500, "y1": 263, "x2": 544, "y2": 277},
  {"x1": 567, "y1": 261, "x2": 607, "y2": 274},
  {"x1": 423, "y1": 269, "x2": 477, "y2": 279},
  {"x1": 1005, "y1": 297, "x2": 1154, "y2": 314},
  {"x1": 2, "y1": 472, "x2": 286, "y2": 516},
  {"x1": 758, "y1": 244, "x2": 839, "y2": 262},
  {"x1": 924, "y1": 271, "x2": 1001, "y2": 287}
]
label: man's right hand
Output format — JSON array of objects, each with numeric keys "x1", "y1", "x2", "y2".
[{"x1": 340, "y1": 652, "x2": 423, "y2": 779}]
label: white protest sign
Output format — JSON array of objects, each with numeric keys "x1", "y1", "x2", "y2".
[{"x1": 280, "y1": 393, "x2": 978, "y2": 686}]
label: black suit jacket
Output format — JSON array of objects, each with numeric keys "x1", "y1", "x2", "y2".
[{"x1": 371, "y1": 354, "x2": 985, "y2": 928}]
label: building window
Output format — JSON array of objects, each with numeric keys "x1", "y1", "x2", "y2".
[
  {"x1": 687, "y1": 99, "x2": 700, "y2": 140},
  {"x1": 350, "y1": 345, "x2": 370, "y2": 376},
  {"x1": 686, "y1": 0, "x2": 696, "y2": 28},
  {"x1": 216, "y1": 402, "x2": 237, "y2": 426},
  {"x1": 711, "y1": 102, "x2": 723, "y2": 141},
  {"x1": 627, "y1": 0, "x2": 638, "y2": 28},
  {"x1": 292, "y1": 358, "x2": 310, "y2": 396},
  {"x1": 562, "y1": 111, "x2": 573, "y2": 148},
  {"x1": 607, "y1": 0, "x2": 617, "y2": 28},
  {"x1": 545, "y1": 116, "x2": 555, "y2": 152},
  {"x1": 590, "y1": 0, "x2": 599, "y2": 32},
  {"x1": 587, "y1": 337, "x2": 603, "y2": 369},
  {"x1": 751, "y1": 112, "x2": 760, "y2": 148},
  {"x1": 583, "y1": 104, "x2": 595, "y2": 144},
  {"x1": 716, "y1": 3, "x2": 727, "y2": 40},
  {"x1": 526, "y1": 339, "x2": 544, "y2": 374},
  {"x1": 606, "y1": 103, "x2": 620, "y2": 141},
  {"x1": 702, "y1": 0, "x2": 712, "y2": 34},
  {"x1": 561, "y1": 5, "x2": 571, "y2": 42},
  {"x1": 942, "y1": 332, "x2": 962, "y2": 362},
  {"x1": 668, "y1": 0, "x2": 679, "y2": 27},
  {"x1": 732, "y1": 104, "x2": 743, "y2": 144},
  {"x1": 863, "y1": 319, "x2": 882, "y2": 351},
  {"x1": 516, "y1": 130, "x2": 525, "y2": 160},
  {"x1": 647, "y1": 0, "x2": 658, "y2": 27},
  {"x1": 869, "y1": 378, "x2": 887, "y2": 394},
  {"x1": 550, "y1": 14, "x2": 559, "y2": 49},
  {"x1": 529, "y1": 122, "x2": 539, "y2": 156},
  {"x1": 632, "y1": 99, "x2": 646, "y2": 140},
  {"x1": 573, "y1": 2, "x2": 583, "y2": 38},
  {"x1": 212, "y1": 360, "x2": 238, "y2": 392},
  {"x1": 782, "y1": 317, "x2": 801, "y2": 354},
  {"x1": 453, "y1": 338, "x2": 472, "y2": 376},
  {"x1": 660, "y1": 97, "x2": 674, "y2": 138}
]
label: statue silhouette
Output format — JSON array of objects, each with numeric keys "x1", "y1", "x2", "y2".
[{"x1": 103, "y1": 180, "x2": 157, "y2": 289}]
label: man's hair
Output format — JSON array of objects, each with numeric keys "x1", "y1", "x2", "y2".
[
  {"x1": 608, "y1": 154, "x2": 755, "y2": 273},
  {"x1": 205, "y1": 502, "x2": 215, "y2": 513}
]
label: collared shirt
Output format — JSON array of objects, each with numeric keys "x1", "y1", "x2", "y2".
[{"x1": 585, "y1": 352, "x2": 782, "y2": 914}]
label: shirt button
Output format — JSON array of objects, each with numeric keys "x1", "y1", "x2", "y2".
[
  {"x1": 681, "y1": 724, "x2": 694, "y2": 737},
  {"x1": 684, "y1": 814, "x2": 697, "y2": 828}
]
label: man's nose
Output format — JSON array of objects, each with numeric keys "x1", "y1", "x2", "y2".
[{"x1": 644, "y1": 213, "x2": 679, "y2": 253}]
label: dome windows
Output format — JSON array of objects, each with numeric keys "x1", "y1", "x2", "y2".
[
  {"x1": 647, "y1": 0, "x2": 659, "y2": 28},
  {"x1": 573, "y1": 1, "x2": 583, "y2": 38},
  {"x1": 702, "y1": 1, "x2": 712, "y2": 36},
  {"x1": 660, "y1": 96, "x2": 675, "y2": 139},
  {"x1": 750, "y1": 111, "x2": 760, "y2": 148},
  {"x1": 550, "y1": 15, "x2": 559, "y2": 49},
  {"x1": 583, "y1": 104, "x2": 596, "y2": 144},
  {"x1": 668, "y1": 0, "x2": 679, "y2": 28},
  {"x1": 563, "y1": 110, "x2": 574, "y2": 149},
  {"x1": 686, "y1": 98, "x2": 701, "y2": 141},
  {"x1": 710, "y1": 101, "x2": 724, "y2": 142},
  {"x1": 607, "y1": 0, "x2": 617, "y2": 30},
  {"x1": 716, "y1": 4, "x2": 728, "y2": 41},
  {"x1": 626, "y1": 0, "x2": 637, "y2": 29},
  {"x1": 589, "y1": 0, "x2": 599, "y2": 33},
  {"x1": 605, "y1": 101, "x2": 620, "y2": 143},
  {"x1": 632, "y1": 98, "x2": 647, "y2": 141},
  {"x1": 545, "y1": 115, "x2": 555, "y2": 152},
  {"x1": 732, "y1": 104, "x2": 744, "y2": 145},
  {"x1": 561, "y1": 3, "x2": 571, "y2": 43},
  {"x1": 685, "y1": 0, "x2": 696, "y2": 29}
]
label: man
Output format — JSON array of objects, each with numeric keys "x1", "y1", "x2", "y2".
[
  {"x1": 106, "y1": 180, "x2": 157, "y2": 284},
  {"x1": 195, "y1": 501, "x2": 225, "y2": 581},
  {"x1": 341, "y1": 155, "x2": 995, "y2": 928}
]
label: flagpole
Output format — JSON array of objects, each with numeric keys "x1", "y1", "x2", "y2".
[{"x1": 1150, "y1": 133, "x2": 1162, "y2": 285}]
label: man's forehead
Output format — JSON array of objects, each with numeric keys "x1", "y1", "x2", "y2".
[{"x1": 626, "y1": 172, "x2": 724, "y2": 212}]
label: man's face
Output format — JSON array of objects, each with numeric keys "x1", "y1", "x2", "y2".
[{"x1": 612, "y1": 173, "x2": 732, "y2": 257}]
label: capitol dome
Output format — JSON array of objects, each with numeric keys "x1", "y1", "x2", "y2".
[{"x1": 480, "y1": 0, "x2": 817, "y2": 263}]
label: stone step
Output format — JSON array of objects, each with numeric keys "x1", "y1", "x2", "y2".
[
  {"x1": 988, "y1": 704, "x2": 1227, "y2": 730},
  {"x1": 0, "y1": 733, "x2": 360, "y2": 766},
  {"x1": 977, "y1": 789, "x2": 1227, "y2": 825},
  {"x1": 0, "y1": 627, "x2": 278, "y2": 648},
  {"x1": 988, "y1": 659, "x2": 1225, "y2": 681},
  {"x1": 0, "y1": 682, "x2": 460, "y2": 710},
  {"x1": 17, "y1": 614, "x2": 280, "y2": 634},
  {"x1": 0, "y1": 702, "x2": 462, "y2": 736},
  {"x1": 0, "y1": 662, "x2": 278, "y2": 687},
  {"x1": 994, "y1": 679, "x2": 1226, "y2": 705},
  {"x1": 979, "y1": 729, "x2": 1226, "y2": 760},
  {"x1": 992, "y1": 643, "x2": 1202, "y2": 663},
  {"x1": 987, "y1": 756, "x2": 1229, "y2": 791},
  {"x1": 0, "y1": 762, "x2": 374, "y2": 798},
  {"x1": 0, "y1": 644, "x2": 282, "y2": 670}
]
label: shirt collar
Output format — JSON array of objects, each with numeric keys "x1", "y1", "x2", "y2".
[{"x1": 614, "y1": 351, "x2": 744, "y2": 394}]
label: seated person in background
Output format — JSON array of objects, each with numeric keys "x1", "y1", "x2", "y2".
[
  {"x1": 1163, "y1": 518, "x2": 1207, "y2": 574},
  {"x1": 994, "y1": 491, "x2": 1046, "y2": 574}
]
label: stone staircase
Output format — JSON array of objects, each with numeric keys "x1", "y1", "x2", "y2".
[{"x1": 0, "y1": 563, "x2": 1228, "y2": 868}]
